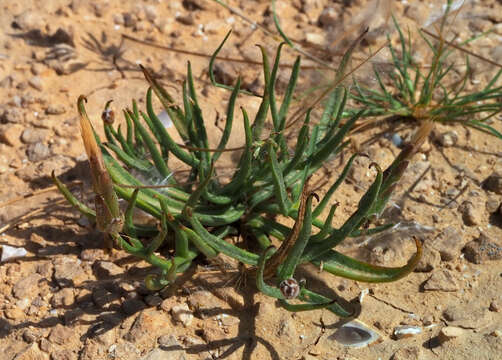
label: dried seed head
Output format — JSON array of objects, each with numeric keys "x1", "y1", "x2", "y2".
[
  {"x1": 102, "y1": 108, "x2": 115, "y2": 124},
  {"x1": 279, "y1": 278, "x2": 300, "y2": 299},
  {"x1": 102, "y1": 100, "x2": 115, "y2": 124}
]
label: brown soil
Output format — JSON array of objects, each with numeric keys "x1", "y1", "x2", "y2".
[{"x1": 1, "y1": 1, "x2": 501, "y2": 359}]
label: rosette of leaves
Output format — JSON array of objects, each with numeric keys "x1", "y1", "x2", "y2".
[
  {"x1": 54, "y1": 34, "x2": 422, "y2": 317},
  {"x1": 346, "y1": 8, "x2": 502, "y2": 140}
]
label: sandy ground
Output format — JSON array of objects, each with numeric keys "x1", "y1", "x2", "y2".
[{"x1": 0, "y1": 0, "x2": 501, "y2": 359}]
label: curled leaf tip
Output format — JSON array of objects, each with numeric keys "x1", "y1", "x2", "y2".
[
  {"x1": 102, "y1": 101, "x2": 115, "y2": 124},
  {"x1": 310, "y1": 192, "x2": 320, "y2": 203},
  {"x1": 409, "y1": 236, "x2": 423, "y2": 267},
  {"x1": 368, "y1": 162, "x2": 382, "y2": 172},
  {"x1": 265, "y1": 245, "x2": 276, "y2": 253}
]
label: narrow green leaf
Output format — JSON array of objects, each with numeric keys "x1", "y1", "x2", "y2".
[
  {"x1": 308, "y1": 111, "x2": 361, "y2": 168},
  {"x1": 221, "y1": 107, "x2": 253, "y2": 194},
  {"x1": 146, "y1": 88, "x2": 199, "y2": 168},
  {"x1": 268, "y1": 141, "x2": 291, "y2": 215},
  {"x1": 145, "y1": 203, "x2": 168, "y2": 255},
  {"x1": 299, "y1": 288, "x2": 354, "y2": 317},
  {"x1": 181, "y1": 225, "x2": 218, "y2": 258},
  {"x1": 272, "y1": 0, "x2": 293, "y2": 47},
  {"x1": 208, "y1": 30, "x2": 256, "y2": 96},
  {"x1": 269, "y1": 42, "x2": 287, "y2": 132},
  {"x1": 278, "y1": 56, "x2": 301, "y2": 130},
  {"x1": 302, "y1": 165, "x2": 383, "y2": 262},
  {"x1": 213, "y1": 77, "x2": 241, "y2": 162},
  {"x1": 280, "y1": 296, "x2": 337, "y2": 312},
  {"x1": 466, "y1": 120, "x2": 502, "y2": 140},
  {"x1": 134, "y1": 111, "x2": 171, "y2": 178},
  {"x1": 312, "y1": 153, "x2": 360, "y2": 218},
  {"x1": 310, "y1": 202, "x2": 337, "y2": 242},
  {"x1": 140, "y1": 65, "x2": 188, "y2": 140},
  {"x1": 189, "y1": 214, "x2": 259, "y2": 265},
  {"x1": 278, "y1": 194, "x2": 314, "y2": 280},
  {"x1": 312, "y1": 238, "x2": 422, "y2": 282},
  {"x1": 256, "y1": 246, "x2": 285, "y2": 299},
  {"x1": 252, "y1": 45, "x2": 271, "y2": 140},
  {"x1": 51, "y1": 171, "x2": 96, "y2": 221},
  {"x1": 104, "y1": 143, "x2": 152, "y2": 172}
]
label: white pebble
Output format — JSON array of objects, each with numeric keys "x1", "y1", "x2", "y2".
[
  {"x1": 171, "y1": 303, "x2": 193, "y2": 326},
  {"x1": 0, "y1": 245, "x2": 27, "y2": 262}
]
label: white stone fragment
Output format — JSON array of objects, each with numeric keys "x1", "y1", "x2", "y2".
[{"x1": 0, "y1": 245, "x2": 27, "y2": 262}]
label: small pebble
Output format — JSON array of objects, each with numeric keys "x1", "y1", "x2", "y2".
[
  {"x1": 484, "y1": 172, "x2": 502, "y2": 194},
  {"x1": 463, "y1": 233, "x2": 502, "y2": 264},
  {"x1": 113, "y1": 13, "x2": 125, "y2": 25},
  {"x1": 27, "y1": 142, "x2": 51, "y2": 162},
  {"x1": 5, "y1": 307, "x2": 25, "y2": 320},
  {"x1": 48, "y1": 324, "x2": 72, "y2": 345},
  {"x1": 144, "y1": 5, "x2": 157, "y2": 22},
  {"x1": 1, "y1": 108, "x2": 23, "y2": 123},
  {"x1": 176, "y1": 13, "x2": 194, "y2": 25},
  {"x1": 458, "y1": 200, "x2": 483, "y2": 226},
  {"x1": 391, "y1": 133, "x2": 403, "y2": 147},
  {"x1": 45, "y1": 104, "x2": 66, "y2": 115},
  {"x1": 31, "y1": 63, "x2": 45, "y2": 75},
  {"x1": 16, "y1": 298, "x2": 30, "y2": 310},
  {"x1": 423, "y1": 270, "x2": 459, "y2": 292},
  {"x1": 422, "y1": 314, "x2": 434, "y2": 326},
  {"x1": 28, "y1": 76, "x2": 43, "y2": 91},
  {"x1": 94, "y1": 261, "x2": 123, "y2": 277},
  {"x1": 21, "y1": 128, "x2": 48, "y2": 144},
  {"x1": 23, "y1": 329, "x2": 37, "y2": 343},
  {"x1": 144, "y1": 294, "x2": 162, "y2": 307},
  {"x1": 304, "y1": 32, "x2": 324, "y2": 46},
  {"x1": 123, "y1": 13, "x2": 137, "y2": 28},
  {"x1": 438, "y1": 326, "x2": 464, "y2": 343},
  {"x1": 171, "y1": 303, "x2": 193, "y2": 326},
  {"x1": 13, "y1": 273, "x2": 42, "y2": 299},
  {"x1": 489, "y1": 300, "x2": 500, "y2": 312},
  {"x1": 486, "y1": 198, "x2": 500, "y2": 213},
  {"x1": 436, "y1": 131, "x2": 458, "y2": 147},
  {"x1": 14, "y1": 10, "x2": 45, "y2": 31},
  {"x1": 319, "y1": 6, "x2": 340, "y2": 27}
]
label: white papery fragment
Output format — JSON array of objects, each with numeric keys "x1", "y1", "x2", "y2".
[{"x1": 157, "y1": 110, "x2": 172, "y2": 129}]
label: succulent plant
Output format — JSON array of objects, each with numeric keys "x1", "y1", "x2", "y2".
[
  {"x1": 53, "y1": 34, "x2": 422, "y2": 317},
  {"x1": 345, "y1": 10, "x2": 502, "y2": 140}
]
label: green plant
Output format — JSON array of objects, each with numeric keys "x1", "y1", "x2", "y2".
[
  {"x1": 53, "y1": 35, "x2": 422, "y2": 317},
  {"x1": 346, "y1": 8, "x2": 502, "y2": 139}
]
